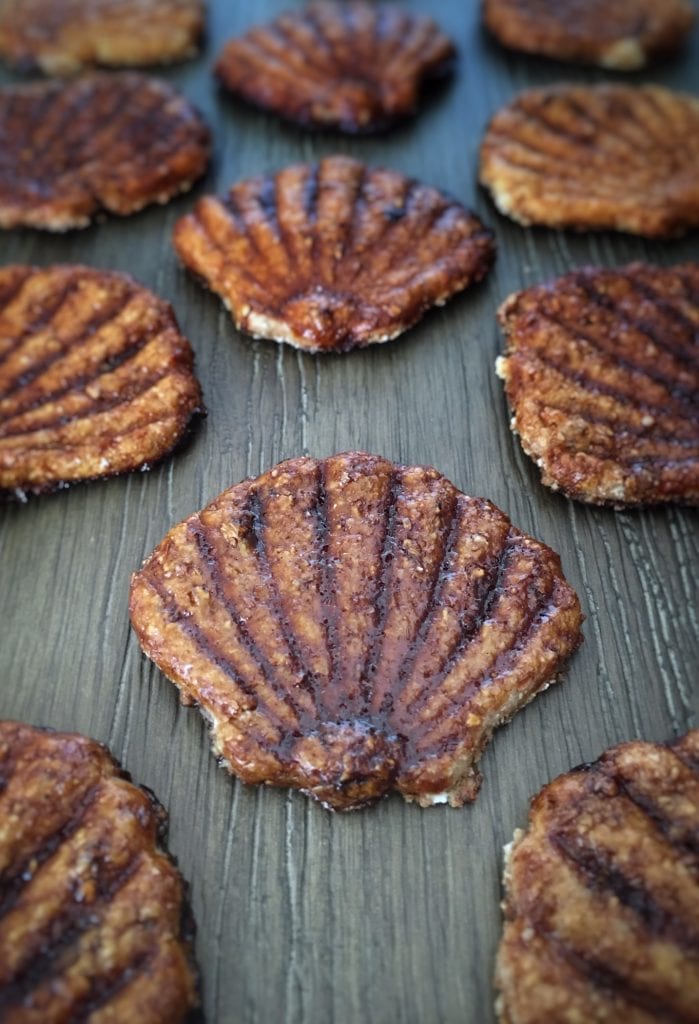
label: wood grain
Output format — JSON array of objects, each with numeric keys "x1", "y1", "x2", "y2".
[{"x1": 1, "y1": 3, "x2": 697, "y2": 1022}]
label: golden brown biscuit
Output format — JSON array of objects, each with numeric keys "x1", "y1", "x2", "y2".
[
  {"x1": 0, "y1": 719, "x2": 199, "y2": 1024},
  {"x1": 215, "y1": 2, "x2": 455, "y2": 133},
  {"x1": 0, "y1": 72, "x2": 210, "y2": 231},
  {"x1": 0, "y1": 0, "x2": 205, "y2": 75},
  {"x1": 495, "y1": 729, "x2": 699, "y2": 1024},
  {"x1": 173, "y1": 155, "x2": 495, "y2": 353},
  {"x1": 479, "y1": 84, "x2": 699, "y2": 238},
  {"x1": 483, "y1": 0, "x2": 694, "y2": 70},
  {"x1": 0, "y1": 265, "x2": 203, "y2": 500},
  {"x1": 496, "y1": 263, "x2": 699, "y2": 508},
  {"x1": 130, "y1": 452, "x2": 583, "y2": 811}
]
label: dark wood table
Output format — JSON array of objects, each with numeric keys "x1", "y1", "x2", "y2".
[{"x1": 1, "y1": 3, "x2": 697, "y2": 1022}]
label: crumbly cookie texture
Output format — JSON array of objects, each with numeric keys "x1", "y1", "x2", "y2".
[
  {"x1": 0, "y1": 719, "x2": 199, "y2": 1023},
  {"x1": 173, "y1": 156, "x2": 495, "y2": 353},
  {"x1": 496, "y1": 262, "x2": 699, "y2": 508},
  {"x1": 0, "y1": 72, "x2": 210, "y2": 231},
  {"x1": 0, "y1": 0, "x2": 204, "y2": 74},
  {"x1": 480, "y1": 84, "x2": 699, "y2": 238},
  {"x1": 0, "y1": 265, "x2": 203, "y2": 499},
  {"x1": 495, "y1": 729, "x2": 699, "y2": 1023},
  {"x1": 130, "y1": 451, "x2": 583, "y2": 810}
]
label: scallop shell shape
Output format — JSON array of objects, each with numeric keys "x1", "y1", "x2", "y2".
[
  {"x1": 495, "y1": 729, "x2": 699, "y2": 1024},
  {"x1": 215, "y1": 2, "x2": 455, "y2": 133},
  {"x1": 0, "y1": 265, "x2": 203, "y2": 500},
  {"x1": 0, "y1": 72, "x2": 210, "y2": 231},
  {"x1": 483, "y1": 0, "x2": 695, "y2": 70},
  {"x1": 479, "y1": 84, "x2": 699, "y2": 238},
  {"x1": 496, "y1": 262, "x2": 699, "y2": 508},
  {"x1": 0, "y1": 0, "x2": 204, "y2": 75},
  {"x1": 172, "y1": 156, "x2": 495, "y2": 353},
  {"x1": 0, "y1": 720, "x2": 199, "y2": 1023},
  {"x1": 129, "y1": 452, "x2": 583, "y2": 811}
]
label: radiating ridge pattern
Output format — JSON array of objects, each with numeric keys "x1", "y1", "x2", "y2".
[
  {"x1": 129, "y1": 452, "x2": 583, "y2": 811},
  {"x1": 215, "y1": 1, "x2": 455, "y2": 133},
  {"x1": 0, "y1": 265, "x2": 203, "y2": 498},
  {"x1": 0, "y1": 720, "x2": 199, "y2": 1024},
  {"x1": 495, "y1": 730, "x2": 699, "y2": 1024},
  {"x1": 0, "y1": 72, "x2": 210, "y2": 231},
  {"x1": 173, "y1": 156, "x2": 495, "y2": 353},
  {"x1": 496, "y1": 262, "x2": 699, "y2": 507},
  {"x1": 479, "y1": 84, "x2": 699, "y2": 238}
]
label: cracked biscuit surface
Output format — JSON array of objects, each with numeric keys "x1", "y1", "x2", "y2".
[{"x1": 130, "y1": 451, "x2": 583, "y2": 811}]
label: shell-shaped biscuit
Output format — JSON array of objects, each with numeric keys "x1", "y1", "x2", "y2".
[
  {"x1": 0, "y1": 0, "x2": 205, "y2": 75},
  {"x1": 129, "y1": 452, "x2": 583, "y2": 812},
  {"x1": 483, "y1": 0, "x2": 695, "y2": 70},
  {"x1": 479, "y1": 84, "x2": 699, "y2": 238},
  {"x1": 0, "y1": 265, "x2": 203, "y2": 500},
  {"x1": 0, "y1": 719, "x2": 199, "y2": 1024},
  {"x1": 173, "y1": 156, "x2": 495, "y2": 353},
  {"x1": 215, "y1": 2, "x2": 455, "y2": 133},
  {"x1": 495, "y1": 729, "x2": 699, "y2": 1024},
  {"x1": 0, "y1": 72, "x2": 210, "y2": 231},
  {"x1": 496, "y1": 262, "x2": 699, "y2": 508}
]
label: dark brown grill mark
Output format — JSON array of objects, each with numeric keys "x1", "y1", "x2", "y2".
[
  {"x1": 0, "y1": 783, "x2": 102, "y2": 924},
  {"x1": 401, "y1": 530, "x2": 514, "y2": 719},
  {"x1": 551, "y1": 828, "x2": 699, "y2": 950},
  {"x1": 496, "y1": 731, "x2": 699, "y2": 1024},
  {"x1": 173, "y1": 156, "x2": 495, "y2": 354},
  {"x1": 0, "y1": 288, "x2": 135, "y2": 404},
  {"x1": 0, "y1": 72, "x2": 210, "y2": 230},
  {"x1": 0, "y1": 721, "x2": 199, "y2": 1022},
  {"x1": 0, "y1": 266, "x2": 202, "y2": 498},
  {"x1": 0, "y1": 279, "x2": 80, "y2": 370},
  {"x1": 215, "y1": 4, "x2": 455, "y2": 133},
  {"x1": 358, "y1": 468, "x2": 400, "y2": 707},
  {"x1": 576, "y1": 275, "x2": 699, "y2": 382},
  {"x1": 0, "y1": 855, "x2": 144, "y2": 1009},
  {"x1": 480, "y1": 84, "x2": 699, "y2": 238},
  {"x1": 369, "y1": 485, "x2": 459, "y2": 718},
  {"x1": 497, "y1": 262, "x2": 699, "y2": 506},
  {"x1": 188, "y1": 523, "x2": 295, "y2": 725},
  {"x1": 130, "y1": 453, "x2": 582, "y2": 809}
]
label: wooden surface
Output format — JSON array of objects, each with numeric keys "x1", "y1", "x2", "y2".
[{"x1": 1, "y1": 4, "x2": 698, "y2": 1022}]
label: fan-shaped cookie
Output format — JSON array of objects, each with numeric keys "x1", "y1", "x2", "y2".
[
  {"x1": 0, "y1": 0, "x2": 204, "y2": 75},
  {"x1": 483, "y1": 0, "x2": 694, "y2": 70},
  {"x1": 0, "y1": 265, "x2": 203, "y2": 500},
  {"x1": 172, "y1": 156, "x2": 495, "y2": 353},
  {"x1": 496, "y1": 262, "x2": 699, "y2": 508},
  {"x1": 479, "y1": 84, "x2": 699, "y2": 238},
  {"x1": 0, "y1": 72, "x2": 210, "y2": 231},
  {"x1": 0, "y1": 720, "x2": 198, "y2": 1024},
  {"x1": 130, "y1": 452, "x2": 583, "y2": 811},
  {"x1": 495, "y1": 729, "x2": 699, "y2": 1024},
  {"x1": 214, "y1": 2, "x2": 455, "y2": 133}
]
